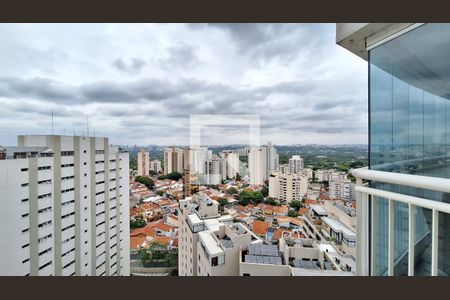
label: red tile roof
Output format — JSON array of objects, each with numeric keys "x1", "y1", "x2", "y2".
[
  {"x1": 273, "y1": 205, "x2": 288, "y2": 214},
  {"x1": 299, "y1": 207, "x2": 309, "y2": 215},
  {"x1": 252, "y1": 220, "x2": 270, "y2": 236},
  {"x1": 130, "y1": 236, "x2": 146, "y2": 249}
]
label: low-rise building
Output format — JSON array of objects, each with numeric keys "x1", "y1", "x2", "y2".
[{"x1": 329, "y1": 178, "x2": 351, "y2": 201}]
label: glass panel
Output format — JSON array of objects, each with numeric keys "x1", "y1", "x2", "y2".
[
  {"x1": 369, "y1": 23, "x2": 450, "y2": 276},
  {"x1": 438, "y1": 211, "x2": 450, "y2": 276},
  {"x1": 414, "y1": 207, "x2": 432, "y2": 276},
  {"x1": 373, "y1": 194, "x2": 388, "y2": 276},
  {"x1": 393, "y1": 201, "x2": 409, "y2": 276}
]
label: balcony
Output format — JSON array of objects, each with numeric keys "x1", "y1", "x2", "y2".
[{"x1": 352, "y1": 167, "x2": 450, "y2": 276}]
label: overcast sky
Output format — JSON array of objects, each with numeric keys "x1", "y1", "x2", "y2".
[{"x1": 0, "y1": 23, "x2": 368, "y2": 146}]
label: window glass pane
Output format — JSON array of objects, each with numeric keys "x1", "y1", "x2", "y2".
[{"x1": 369, "y1": 23, "x2": 450, "y2": 276}]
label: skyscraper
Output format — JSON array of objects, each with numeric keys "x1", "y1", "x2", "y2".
[
  {"x1": 248, "y1": 147, "x2": 264, "y2": 185},
  {"x1": 0, "y1": 135, "x2": 130, "y2": 276},
  {"x1": 248, "y1": 142, "x2": 279, "y2": 185},
  {"x1": 150, "y1": 159, "x2": 162, "y2": 174},
  {"x1": 219, "y1": 151, "x2": 240, "y2": 179},
  {"x1": 137, "y1": 149, "x2": 150, "y2": 176},
  {"x1": 164, "y1": 147, "x2": 184, "y2": 174},
  {"x1": 288, "y1": 155, "x2": 304, "y2": 174},
  {"x1": 337, "y1": 23, "x2": 450, "y2": 276}
]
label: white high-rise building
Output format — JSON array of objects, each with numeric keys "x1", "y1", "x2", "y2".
[
  {"x1": 262, "y1": 142, "x2": 279, "y2": 178},
  {"x1": 150, "y1": 159, "x2": 162, "y2": 174},
  {"x1": 203, "y1": 156, "x2": 227, "y2": 185},
  {"x1": 0, "y1": 135, "x2": 130, "y2": 276},
  {"x1": 288, "y1": 155, "x2": 304, "y2": 174},
  {"x1": 268, "y1": 171, "x2": 308, "y2": 203},
  {"x1": 220, "y1": 151, "x2": 240, "y2": 179},
  {"x1": 137, "y1": 149, "x2": 150, "y2": 176},
  {"x1": 248, "y1": 142, "x2": 279, "y2": 185},
  {"x1": 248, "y1": 147, "x2": 264, "y2": 185},
  {"x1": 164, "y1": 147, "x2": 184, "y2": 174},
  {"x1": 186, "y1": 146, "x2": 211, "y2": 175}
]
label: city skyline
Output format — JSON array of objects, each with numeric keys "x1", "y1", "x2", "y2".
[{"x1": 0, "y1": 23, "x2": 367, "y2": 146}]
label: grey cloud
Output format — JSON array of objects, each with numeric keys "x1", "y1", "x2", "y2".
[
  {"x1": 159, "y1": 43, "x2": 202, "y2": 70},
  {"x1": 112, "y1": 57, "x2": 147, "y2": 73},
  {"x1": 0, "y1": 23, "x2": 367, "y2": 145},
  {"x1": 205, "y1": 23, "x2": 330, "y2": 64},
  {"x1": 0, "y1": 77, "x2": 77, "y2": 102}
]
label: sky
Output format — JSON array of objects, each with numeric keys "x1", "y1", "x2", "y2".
[{"x1": 0, "y1": 23, "x2": 368, "y2": 146}]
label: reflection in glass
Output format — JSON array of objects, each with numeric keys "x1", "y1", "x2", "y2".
[{"x1": 369, "y1": 23, "x2": 450, "y2": 276}]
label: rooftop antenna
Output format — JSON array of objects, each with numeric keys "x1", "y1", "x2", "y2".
[
  {"x1": 86, "y1": 116, "x2": 89, "y2": 137},
  {"x1": 51, "y1": 109, "x2": 54, "y2": 135},
  {"x1": 93, "y1": 128, "x2": 96, "y2": 137}
]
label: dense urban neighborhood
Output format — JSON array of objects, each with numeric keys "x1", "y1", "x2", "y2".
[{"x1": 128, "y1": 144, "x2": 365, "y2": 275}]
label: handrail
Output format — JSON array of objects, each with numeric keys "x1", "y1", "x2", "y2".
[
  {"x1": 355, "y1": 185, "x2": 450, "y2": 214},
  {"x1": 352, "y1": 167, "x2": 450, "y2": 194}
]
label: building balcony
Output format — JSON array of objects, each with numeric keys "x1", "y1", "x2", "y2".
[{"x1": 352, "y1": 167, "x2": 450, "y2": 276}]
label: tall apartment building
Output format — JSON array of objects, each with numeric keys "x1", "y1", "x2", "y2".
[
  {"x1": 248, "y1": 142, "x2": 279, "y2": 185},
  {"x1": 268, "y1": 171, "x2": 308, "y2": 203},
  {"x1": 235, "y1": 147, "x2": 250, "y2": 157},
  {"x1": 185, "y1": 146, "x2": 212, "y2": 175},
  {"x1": 0, "y1": 135, "x2": 130, "y2": 276},
  {"x1": 329, "y1": 178, "x2": 351, "y2": 201},
  {"x1": 137, "y1": 149, "x2": 150, "y2": 176},
  {"x1": 248, "y1": 147, "x2": 265, "y2": 185},
  {"x1": 164, "y1": 147, "x2": 184, "y2": 174},
  {"x1": 338, "y1": 23, "x2": 450, "y2": 276},
  {"x1": 150, "y1": 159, "x2": 162, "y2": 174},
  {"x1": 288, "y1": 155, "x2": 304, "y2": 174},
  {"x1": 202, "y1": 156, "x2": 227, "y2": 185},
  {"x1": 220, "y1": 151, "x2": 240, "y2": 179}
]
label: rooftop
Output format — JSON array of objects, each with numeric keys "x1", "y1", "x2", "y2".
[
  {"x1": 199, "y1": 231, "x2": 224, "y2": 256},
  {"x1": 310, "y1": 204, "x2": 328, "y2": 216},
  {"x1": 243, "y1": 244, "x2": 283, "y2": 266},
  {"x1": 321, "y1": 217, "x2": 356, "y2": 239}
]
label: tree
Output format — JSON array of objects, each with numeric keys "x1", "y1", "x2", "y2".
[
  {"x1": 289, "y1": 200, "x2": 303, "y2": 211},
  {"x1": 261, "y1": 186, "x2": 269, "y2": 197},
  {"x1": 227, "y1": 187, "x2": 238, "y2": 195},
  {"x1": 158, "y1": 175, "x2": 168, "y2": 180},
  {"x1": 253, "y1": 191, "x2": 264, "y2": 204},
  {"x1": 164, "y1": 249, "x2": 178, "y2": 267},
  {"x1": 218, "y1": 198, "x2": 228, "y2": 207},
  {"x1": 239, "y1": 190, "x2": 264, "y2": 205},
  {"x1": 135, "y1": 176, "x2": 154, "y2": 189},
  {"x1": 167, "y1": 172, "x2": 183, "y2": 181},
  {"x1": 287, "y1": 210, "x2": 299, "y2": 218},
  {"x1": 130, "y1": 217, "x2": 146, "y2": 229},
  {"x1": 156, "y1": 190, "x2": 164, "y2": 196},
  {"x1": 265, "y1": 197, "x2": 279, "y2": 206}
]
